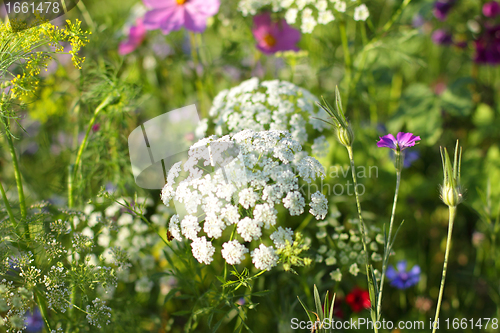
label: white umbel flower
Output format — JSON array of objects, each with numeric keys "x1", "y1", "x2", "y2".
[
  {"x1": 253, "y1": 203, "x2": 278, "y2": 229},
  {"x1": 309, "y1": 192, "x2": 328, "y2": 220},
  {"x1": 270, "y1": 226, "x2": 294, "y2": 249},
  {"x1": 353, "y1": 4, "x2": 370, "y2": 21},
  {"x1": 251, "y1": 244, "x2": 279, "y2": 271},
  {"x1": 334, "y1": 1, "x2": 346, "y2": 13},
  {"x1": 168, "y1": 214, "x2": 183, "y2": 241},
  {"x1": 180, "y1": 215, "x2": 201, "y2": 240},
  {"x1": 221, "y1": 240, "x2": 249, "y2": 265},
  {"x1": 161, "y1": 129, "x2": 328, "y2": 270},
  {"x1": 238, "y1": 188, "x2": 259, "y2": 209},
  {"x1": 283, "y1": 191, "x2": 306, "y2": 216},
  {"x1": 237, "y1": 217, "x2": 263, "y2": 242},
  {"x1": 191, "y1": 237, "x2": 215, "y2": 265},
  {"x1": 196, "y1": 78, "x2": 329, "y2": 158}
]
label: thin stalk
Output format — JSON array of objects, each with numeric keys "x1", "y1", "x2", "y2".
[
  {"x1": 69, "y1": 96, "x2": 113, "y2": 207},
  {"x1": 35, "y1": 292, "x2": 51, "y2": 331},
  {"x1": 347, "y1": 146, "x2": 377, "y2": 333},
  {"x1": 339, "y1": 21, "x2": 351, "y2": 107},
  {"x1": 351, "y1": 22, "x2": 369, "y2": 93},
  {"x1": 431, "y1": 206, "x2": 456, "y2": 333},
  {"x1": 189, "y1": 32, "x2": 206, "y2": 117},
  {"x1": 76, "y1": 0, "x2": 96, "y2": 32},
  {"x1": 0, "y1": 179, "x2": 16, "y2": 228},
  {"x1": 376, "y1": 170, "x2": 401, "y2": 318},
  {"x1": 381, "y1": 0, "x2": 412, "y2": 34},
  {"x1": 4, "y1": 128, "x2": 27, "y2": 219}
]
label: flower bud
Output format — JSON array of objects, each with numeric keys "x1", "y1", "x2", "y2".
[
  {"x1": 440, "y1": 184, "x2": 463, "y2": 207},
  {"x1": 439, "y1": 140, "x2": 464, "y2": 207},
  {"x1": 337, "y1": 124, "x2": 354, "y2": 148}
]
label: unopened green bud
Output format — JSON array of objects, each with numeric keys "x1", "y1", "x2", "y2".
[
  {"x1": 440, "y1": 184, "x2": 463, "y2": 207},
  {"x1": 337, "y1": 124, "x2": 354, "y2": 148},
  {"x1": 439, "y1": 140, "x2": 464, "y2": 207}
]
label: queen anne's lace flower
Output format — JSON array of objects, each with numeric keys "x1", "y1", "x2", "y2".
[
  {"x1": 161, "y1": 130, "x2": 328, "y2": 269},
  {"x1": 353, "y1": 4, "x2": 370, "y2": 22},
  {"x1": 238, "y1": 0, "x2": 368, "y2": 33},
  {"x1": 221, "y1": 240, "x2": 249, "y2": 265},
  {"x1": 309, "y1": 192, "x2": 328, "y2": 220},
  {"x1": 180, "y1": 215, "x2": 201, "y2": 240},
  {"x1": 196, "y1": 78, "x2": 330, "y2": 158},
  {"x1": 191, "y1": 237, "x2": 216, "y2": 265},
  {"x1": 270, "y1": 226, "x2": 294, "y2": 248},
  {"x1": 251, "y1": 244, "x2": 279, "y2": 271}
]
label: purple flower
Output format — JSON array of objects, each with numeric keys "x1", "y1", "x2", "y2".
[
  {"x1": 474, "y1": 25, "x2": 500, "y2": 65},
  {"x1": 119, "y1": 18, "x2": 146, "y2": 55},
  {"x1": 432, "y1": 29, "x2": 453, "y2": 45},
  {"x1": 483, "y1": 1, "x2": 500, "y2": 18},
  {"x1": 25, "y1": 308, "x2": 44, "y2": 333},
  {"x1": 412, "y1": 14, "x2": 425, "y2": 28},
  {"x1": 142, "y1": 0, "x2": 220, "y2": 35},
  {"x1": 386, "y1": 261, "x2": 421, "y2": 289},
  {"x1": 433, "y1": 0, "x2": 456, "y2": 21},
  {"x1": 252, "y1": 12, "x2": 301, "y2": 55},
  {"x1": 377, "y1": 132, "x2": 421, "y2": 151}
]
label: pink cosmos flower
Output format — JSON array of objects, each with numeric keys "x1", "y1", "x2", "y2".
[
  {"x1": 142, "y1": 0, "x2": 220, "y2": 34},
  {"x1": 119, "y1": 18, "x2": 146, "y2": 55},
  {"x1": 483, "y1": 1, "x2": 500, "y2": 18},
  {"x1": 377, "y1": 132, "x2": 421, "y2": 151},
  {"x1": 252, "y1": 12, "x2": 301, "y2": 55}
]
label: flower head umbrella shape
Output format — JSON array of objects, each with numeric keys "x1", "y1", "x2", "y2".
[
  {"x1": 142, "y1": 0, "x2": 220, "y2": 34},
  {"x1": 386, "y1": 260, "x2": 421, "y2": 289},
  {"x1": 252, "y1": 12, "x2": 301, "y2": 55}
]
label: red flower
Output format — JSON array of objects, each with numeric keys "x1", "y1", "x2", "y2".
[{"x1": 345, "y1": 287, "x2": 371, "y2": 313}]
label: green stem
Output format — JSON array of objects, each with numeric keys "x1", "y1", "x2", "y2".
[
  {"x1": 377, "y1": 170, "x2": 401, "y2": 318},
  {"x1": 351, "y1": 23, "x2": 369, "y2": 93},
  {"x1": 339, "y1": 21, "x2": 351, "y2": 107},
  {"x1": 69, "y1": 96, "x2": 112, "y2": 207},
  {"x1": 189, "y1": 32, "x2": 206, "y2": 118},
  {"x1": 35, "y1": 292, "x2": 51, "y2": 331},
  {"x1": 76, "y1": 0, "x2": 96, "y2": 32},
  {"x1": 347, "y1": 146, "x2": 377, "y2": 333},
  {"x1": 431, "y1": 206, "x2": 456, "y2": 333},
  {"x1": 5, "y1": 129, "x2": 27, "y2": 220},
  {"x1": 381, "y1": 0, "x2": 412, "y2": 34},
  {"x1": 0, "y1": 179, "x2": 16, "y2": 228}
]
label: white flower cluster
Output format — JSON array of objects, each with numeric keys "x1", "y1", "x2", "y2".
[
  {"x1": 162, "y1": 130, "x2": 328, "y2": 271},
  {"x1": 237, "y1": 0, "x2": 370, "y2": 33},
  {"x1": 196, "y1": 77, "x2": 330, "y2": 158}
]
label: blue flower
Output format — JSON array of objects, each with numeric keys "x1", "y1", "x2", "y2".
[
  {"x1": 25, "y1": 307, "x2": 43, "y2": 333},
  {"x1": 389, "y1": 150, "x2": 420, "y2": 168},
  {"x1": 386, "y1": 261, "x2": 420, "y2": 289}
]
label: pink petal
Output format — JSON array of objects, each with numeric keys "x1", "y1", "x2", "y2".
[
  {"x1": 159, "y1": 7, "x2": 186, "y2": 34},
  {"x1": 253, "y1": 12, "x2": 272, "y2": 29},
  {"x1": 377, "y1": 134, "x2": 397, "y2": 149},
  {"x1": 396, "y1": 132, "x2": 420, "y2": 148},
  {"x1": 183, "y1": 7, "x2": 209, "y2": 32},
  {"x1": 143, "y1": 7, "x2": 177, "y2": 30},
  {"x1": 143, "y1": 0, "x2": 176, "y2": 9},
  {"x1": 119, "y1": 19, "x2": 146, "y2": 55},
  {"x1": 185, "y1": 0, "x2": 220, "y2": 16}
]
